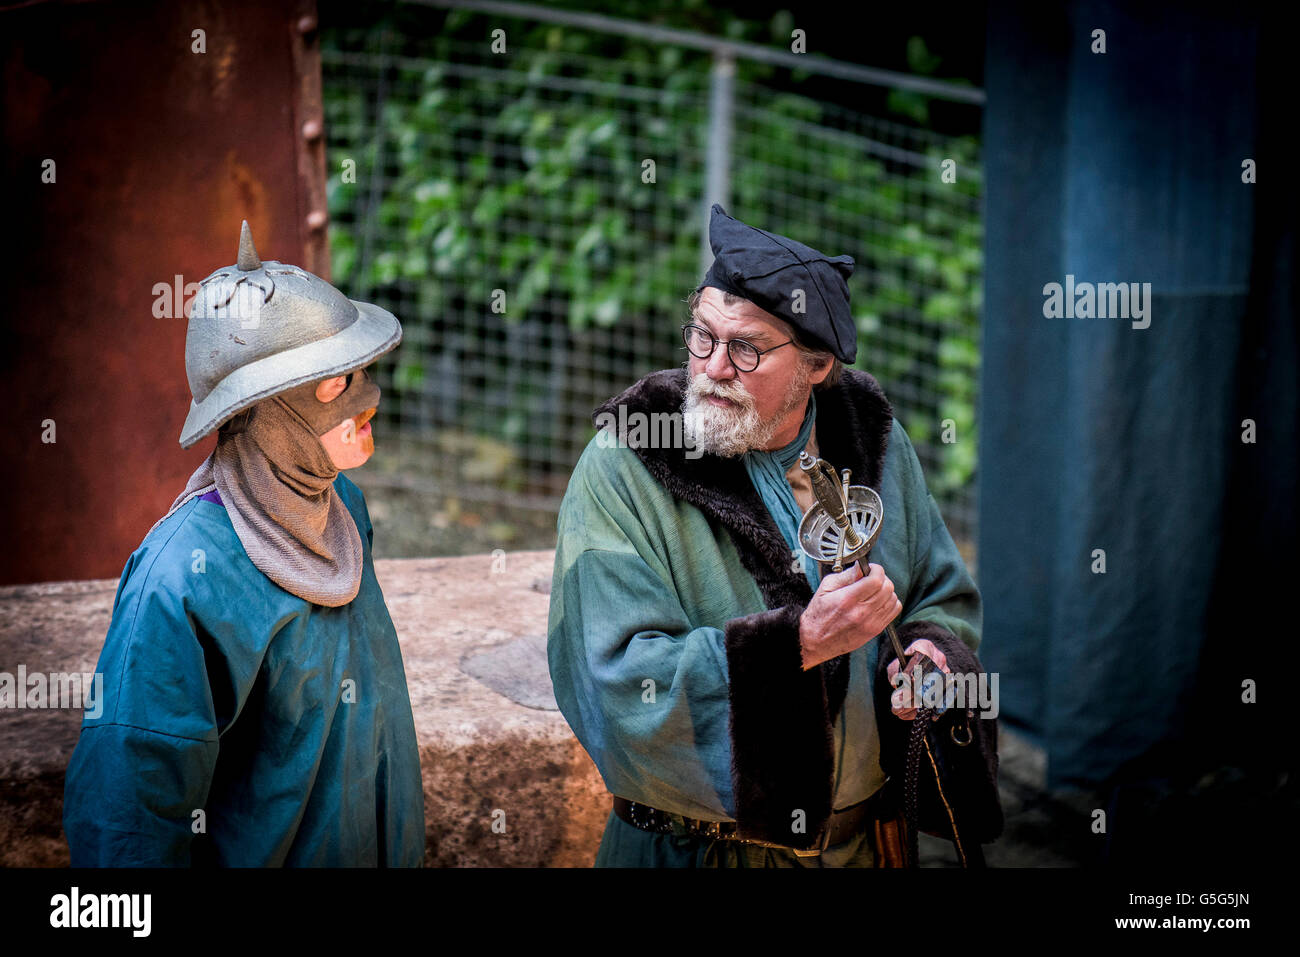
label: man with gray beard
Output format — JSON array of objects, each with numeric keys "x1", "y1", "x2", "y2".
[
  {"x1": 681, "y1": 344, "x2": 813, "y2": 457},
  {"x1": 547, "y1": 206, "x2": 993, "y2": 867}
]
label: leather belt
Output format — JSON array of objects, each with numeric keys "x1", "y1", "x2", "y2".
[{"x1": 612, "y1": 794, "x2": 876, "y2": 856}]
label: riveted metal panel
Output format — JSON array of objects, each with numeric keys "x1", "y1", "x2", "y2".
[{"x1": 2, "y1": 0, "x2": 325, "y2": 584}]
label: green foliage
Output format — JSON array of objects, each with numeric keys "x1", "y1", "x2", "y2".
[{"x1": 326, "y1": 17, "x2": 709, "y2": 335}]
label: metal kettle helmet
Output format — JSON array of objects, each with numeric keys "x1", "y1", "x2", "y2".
[{"x1": 179, "y1": 221, "x2": 402, "y2": 448}]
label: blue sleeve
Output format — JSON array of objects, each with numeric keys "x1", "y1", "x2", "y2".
[
  {"x1": 63, "y1": 545, "x2": 224, "y2": 867},
  {"x1": 553, "y1": 544, "x2": 736, "y2": 819},
  {"x1": 547, "y1": 453, "x2": 736, "y2": 820},
  {"x1": 63, "y1": 725, "x2": 218, "y2": 866}
]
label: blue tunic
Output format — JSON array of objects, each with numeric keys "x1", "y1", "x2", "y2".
[{"x1": 63, "y1": 475, "x2": 425, "y2": 866}]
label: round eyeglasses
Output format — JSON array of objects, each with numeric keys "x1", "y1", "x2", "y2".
[{"x1": 681, "y1": 323, "x2": 795, "y2": 373}]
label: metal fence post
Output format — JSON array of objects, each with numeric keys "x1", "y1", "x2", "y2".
[{"x1": 701, "y1": 48, "x2": 735, "y2": 277}]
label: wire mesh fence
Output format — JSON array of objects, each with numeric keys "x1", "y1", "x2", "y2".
[{"x1": 321, "y1": 5, "x2": 982, "y2": 560}]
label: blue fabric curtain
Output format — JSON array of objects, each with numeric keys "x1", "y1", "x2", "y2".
[{"x1": 980, "y1": 0, "x2": 1294, "y2": 811}]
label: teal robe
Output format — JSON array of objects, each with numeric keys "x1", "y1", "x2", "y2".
[
  {"x1": 63, "y1": 474, "x2": 425, "y2": 867},
  {"x1": 547, "y1": 369, "x2": 981, "y2": 866}
]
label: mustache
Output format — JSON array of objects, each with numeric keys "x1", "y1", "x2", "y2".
[
  {"x1": 352, "y1": 407, "x2": 377, "y2": 430},
  {"x1": 686, "y1": 373, "x2": 753, "y2": 407}
]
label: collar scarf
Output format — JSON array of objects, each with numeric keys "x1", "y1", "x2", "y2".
[
  {"x1": 161, "y1": 371, "x2": 380, "y2": 607},
  {"x1": 742, "y1": 391, "x2": 820, "y2": 588}
]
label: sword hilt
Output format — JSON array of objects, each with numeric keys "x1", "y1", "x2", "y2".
[
  {"x1": 798, "y1": 453, "x2": 908, "y2": 665},
  {"x1": 800, "y1": 452, "x2": 861, "y2": 551}
]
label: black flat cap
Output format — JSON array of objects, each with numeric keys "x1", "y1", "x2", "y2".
[{"x1": 697, "y1": 204, "x2": 857, "y2": 363}]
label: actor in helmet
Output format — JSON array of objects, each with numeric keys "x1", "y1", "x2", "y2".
[{"x1": 63, "y1": 223, "x2": 425, "y2": 866}]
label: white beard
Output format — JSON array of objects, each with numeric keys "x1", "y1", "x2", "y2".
[{"x1": 681, "y1": 365, "x2": 812, "y2": 458}]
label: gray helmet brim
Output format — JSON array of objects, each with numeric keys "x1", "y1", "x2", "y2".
[{"x1": 179, "y1": 299, "x2": 402, "y2": 448}]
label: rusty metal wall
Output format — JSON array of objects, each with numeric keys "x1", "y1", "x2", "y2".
[{"x1": 1, "y1": 0, "x2": 327, "y2": 585}]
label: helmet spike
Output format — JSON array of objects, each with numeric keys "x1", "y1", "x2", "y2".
[{"x1": 237, "y1": 220, "x2": 261, "y2": 271}]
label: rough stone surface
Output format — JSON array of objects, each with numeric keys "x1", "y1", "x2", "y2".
[{"x1": 460, "y1": 633, "x2": 558, "y2": 712}]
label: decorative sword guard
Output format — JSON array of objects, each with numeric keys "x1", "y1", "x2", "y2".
[{"x1": 796, "y1": 452, "x2": 912, "y2": 674}]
